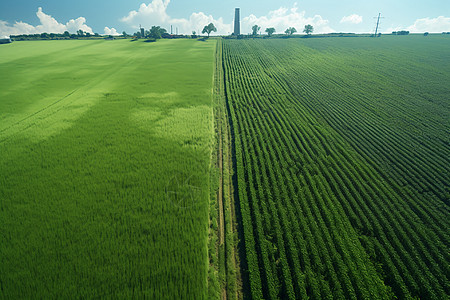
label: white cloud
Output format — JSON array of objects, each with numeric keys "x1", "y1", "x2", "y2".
[
  {"x1": 104, "y1": 27, "x2": 120, "y2": 36},
  {"x1": 406, "y1": 16, "x2": 450, "y2": 33},
  {"x1": 242, "y1": 4, "x2": 334, "y2": 34},
  {"x1": 340, "y1": 14, "x2": 363, "y2": 24},
  {"x1": 121, "y1": 0, "x2": 170, "y2": 24},
  {"x1": 0, "y1": 7, "x2": 93, "y2": 37},
  {"x1": 121, "y1": 0, "x2": 231, "y2": 35},
  {"x1": 65, "y1": 16, "x2": 93, "y2": 34}
]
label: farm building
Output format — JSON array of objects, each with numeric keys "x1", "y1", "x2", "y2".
[{"x1": 0, "y1": 37, "x2": 12, "y2": 44}]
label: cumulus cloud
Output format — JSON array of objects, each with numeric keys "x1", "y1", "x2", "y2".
[
  {"x1": 121, "y1": 0, "x2": 231, "y2": 34},
  {"x1": 121, "y1": 0, "x2": 332, "y2": 35},
  {"x1": 340, "y1": 14, "x2": 363, "y2": 24},
  {"x1": 104, "y1": 27, "x2": 120, "y2": 36},
  {"x1": 0, "y1": 7, "x2": 93, "y2": 37},
  {"x1": 121, "y1": 0, "x2": 170, "y2": 24},
  {"x1": 242, "y1": 4, "x2": 334, "y2": 34},
  {"x1": 406, "y1": 16, "x2": 450, "y2": 33}
]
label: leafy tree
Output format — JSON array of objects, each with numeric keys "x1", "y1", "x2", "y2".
[
  {"x1": 149, "y1": 26, "x2": 163, "y2": 39},
  {"x1": 265, "y1": 27, "x2": 276, "y2": 37},
  {"x1": 63, "y1": 31, "x2": 70, "y2": 37},
  {"x1": 285, "y1": 27, "x2": 297, "y2": 36},
  {"x1": 122, "y1": 31, "x2": 128, "y2": 38},
  {"x1": 146, "y1": 26, "x2": 167, "y2": 39},
  {"x1": 303, "y1": 24, "x2": 314, "y2": 35},
  {"x1": 252, "y1": 25, "x2": 261, "y2": 36},
  {"x1": 202, "y1": 23, "x2": 217, "y2": 37},
  {"x1": 192, "y1": 31, "x2": 197, "y2": 38},
  {"x1": 77, "y1": 30, "x2": 84, "y2": 37},
  {"x1": 85, "y1": 32, "x2": 91, "y2": 38}
]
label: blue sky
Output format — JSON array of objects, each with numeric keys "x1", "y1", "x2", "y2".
[{"x1": 1, "y1": 0, "x2": 449, "y2": 37}]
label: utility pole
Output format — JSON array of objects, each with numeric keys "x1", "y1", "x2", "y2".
[{"x1": 374, "y1": 13, "x2": 384, "y2": 37}]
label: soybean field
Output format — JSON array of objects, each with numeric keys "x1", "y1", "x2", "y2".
[{"x1": 221, "y1": 36, "x2": 449, "y2": 299}]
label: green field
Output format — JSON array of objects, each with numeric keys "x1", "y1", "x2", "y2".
[
  {"x1": 1, "y1": 36, "x2": 449, "y2": 299},
  {"x1": 222, "y1": 36, "x2": 449, "y2": 299},
  {"x1": 0, "y1": 39, "x2": 216, "y2": 298}
]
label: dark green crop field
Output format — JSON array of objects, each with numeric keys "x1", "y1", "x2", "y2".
[
  {"x1": 0, "y1": 39, "x2": 216, "y2": 299},
  {"x1": 221, "y1": 36, "x2": 449, "y2": 299}
]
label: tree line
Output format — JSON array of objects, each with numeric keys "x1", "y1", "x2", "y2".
[
  {"x1": 254, "y1": 24, "x2": 314, "y2": 37},
  {"x1": 10, "y1": 30, "x2": 103, "y2": 41},
  {"x1": 9, "y1": 23, "x2": 315, "y2": 42}
]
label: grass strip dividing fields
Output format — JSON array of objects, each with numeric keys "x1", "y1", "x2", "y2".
[
  {"x1": 222, "y1": 36, "x2": 449, "y2": 299},
  {"x1": 0, "y1": 39, "x2": 216, "y2": 299},
  {"x1": 211, "y1": 39, "x2": 245, "y2": 300}
]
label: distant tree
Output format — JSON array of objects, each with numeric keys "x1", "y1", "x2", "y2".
[
  {"x1": 63, "y1": 31, "x2": 70, "y2": 37},
  {"x1": 146, "y1": 26, "x2": 167, "y2": 39},
  {"x1": 285, "y1": 27, "x2": 297, "y2": 36},
  {"x1": 192, "y1": 31, "x2": 197, "y2": 38},
  {"x1": 265, "y1": 27, "x2": 276, "y2": 37},
  {"x1": 252, "y1": 25, "x2": 261, "y2": 36},
  {"x1": 122, "y1": 31, "x2": 128, "y2": 38},
  {"x1": 149, "y1": 26, "x2": 163, "y2": 39},
  {"x1": 85, "y1": 32, "x2": 91, "y2": 38},
  {"x1": 303, "y1": 24, "x2": 314, "y2": 35},
  {"x1": 424, "y1": 32, "x2": 429, "y2": 36},
  {"x1": 40, "y1": 32, "x2": 49, "y2": 39},
  {"x1": 77, "y1": 30, "x2": 84, "y2": 37},
  {"x1": 202, "y1": 23, "x2": 217, "y2": 37}
]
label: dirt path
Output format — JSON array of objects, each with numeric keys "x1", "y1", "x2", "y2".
[
  {"x1": 218, "y1": 121, "x2": 227, "y2": 300},
  {"x1": 214, "y1": 39, "x2": 244, "y2": 300},
  {"x1": 218, "y1": 125, "x2": 225, "y2": 246}
]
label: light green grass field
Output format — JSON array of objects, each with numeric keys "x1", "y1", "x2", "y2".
[{"x1": 0, "y1": 39, "x2": 215, "y2": 298}]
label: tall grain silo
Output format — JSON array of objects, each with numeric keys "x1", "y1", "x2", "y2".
[{"x1": 234, "y1": 8, "x2": 240, "y2": 35}]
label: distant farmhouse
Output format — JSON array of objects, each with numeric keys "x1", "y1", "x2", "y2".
[{"x1": 0, "y1": 37, "x2": 12, "y2": 44}]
